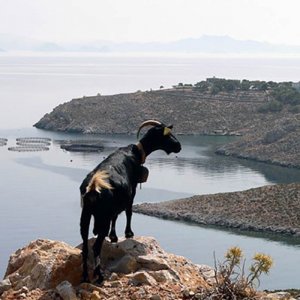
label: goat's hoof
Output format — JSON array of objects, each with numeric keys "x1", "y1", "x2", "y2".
[
  {"x1": 109, "y1": 235, "x2": 118, "y2": 243},
  {"x1": 125, "y1": 231, "x2": 134, "y2": 238},
  {"x1": 93, "y1": 270, "x2": 104, "y2": 284}
]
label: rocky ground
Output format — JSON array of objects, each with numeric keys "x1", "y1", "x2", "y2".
[
  {"x1": 1, "y1": 237, "x2": 298, "y2": 300},
  {"x1": 133, "y1": 183, "x2": 300, "y2": 237}
]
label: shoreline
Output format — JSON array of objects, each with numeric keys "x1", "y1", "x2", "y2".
[{"x1": 133, "y1": 183, "x2": 300, "y2": 238}]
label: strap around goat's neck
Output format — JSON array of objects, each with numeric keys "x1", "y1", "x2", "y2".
[{"x1": 136, "y1": 142, "x2": 146, "y2": 164}]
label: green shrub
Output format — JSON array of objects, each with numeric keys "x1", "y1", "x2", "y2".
[
  {"x1": 257, "y1": 100, "x2": 283, "y2": 113},
  {"x1": 288, "y1": 105, "x2": 300, "y2": 113}
]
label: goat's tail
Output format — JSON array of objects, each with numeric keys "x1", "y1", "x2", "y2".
[{"x1": 86, "y1": 170, "x2": 113, "y2": 194}]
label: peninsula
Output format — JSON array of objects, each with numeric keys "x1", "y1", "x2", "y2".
[{"x1": 34, "y1": 78, "x2": 300, "y2": 168}]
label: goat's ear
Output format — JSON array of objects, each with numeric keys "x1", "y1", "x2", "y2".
[{"x1": 163, "y1": 127, "x2": 172, "y2": 136}]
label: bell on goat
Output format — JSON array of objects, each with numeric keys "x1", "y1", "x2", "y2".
[{"x1": 138, "y1": 166, "x2": 149, "y2": 183}]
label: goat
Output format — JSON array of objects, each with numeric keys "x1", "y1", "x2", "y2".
[{"x1": 79, "y1": 120, "x2": 181, "y2": 283}]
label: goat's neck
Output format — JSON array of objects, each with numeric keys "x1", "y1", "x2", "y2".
[
  {"x1": 136, "y1": 142, "x2": 147, "y2": 164},
  {"x1": 136, "y1": 139, "x2": 157, "y2": 163}
]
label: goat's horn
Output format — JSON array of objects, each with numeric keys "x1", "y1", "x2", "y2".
[{"x1": 137, "y1": 120, "x2": 162, "y2": 139}]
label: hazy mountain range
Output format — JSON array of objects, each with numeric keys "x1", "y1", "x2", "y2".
[{"x1": 1, "y1": 34, "x2": 300, "y2": 54}]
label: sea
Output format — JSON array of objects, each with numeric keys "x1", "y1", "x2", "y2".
[{"x1": 0, "y1": 53, "x2": 300, "y2": 289}]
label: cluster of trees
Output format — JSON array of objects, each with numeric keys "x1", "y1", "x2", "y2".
[
  {"x1": 176, "y1": 77, "x2": 300, "y2": 113},
  {"x1": 258, "y1": 82, "x2": 300, "y2": 113},
  {"x1": 193, "y1": 77, "x2": 279, "y2": 93}
]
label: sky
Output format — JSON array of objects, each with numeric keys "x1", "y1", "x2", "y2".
[{"x1": 1, "y1": 0, "x2": 300, "y2": 45}]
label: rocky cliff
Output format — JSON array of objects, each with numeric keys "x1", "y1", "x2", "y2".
[{"x1": 1, "y1": 237, "x2": 298, "y2": 300}]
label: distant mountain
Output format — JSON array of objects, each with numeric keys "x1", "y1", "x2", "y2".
[
  {"x1": 0, "y1": 34, "x2": 63, "y2": 51},
  {"x1": 1, "y1": 34, "x2": 300, "y2": 54}
]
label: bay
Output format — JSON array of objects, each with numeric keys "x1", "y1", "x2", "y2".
[{"x1": 0, "y1": 54, "x2": 300, "y2": 289}]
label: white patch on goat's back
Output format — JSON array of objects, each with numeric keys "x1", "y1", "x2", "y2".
[{"x1": 86, "y1": 170, "x2": 112, "y2": 193}]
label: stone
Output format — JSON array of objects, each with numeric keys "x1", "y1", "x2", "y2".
[
  {"x1": 0, "y1": 278, "x2": 12, "y2": 295},
  {"x1": 150, "y1": 294, "x2": 162, "y2": 300},
  {"x1": 109, "y1": 254, "x2": 138, "y2": 274},
  {"x1": 137, "y1": 255, "x2": 170, "y2": 271},
  {"x1": 91, "y1": 291, "x2": 101, "y2": 300},
  {"x1": 5, "y1": 239, "x2": 82, "y2": 290},
  {"x1": 182, "y1": 289, "x2": 190, "y2": 297},
  {"x1": 194, "y1": 292, "x2": 203, "y2": 299},
  {"x1": 263, "y1": 292, "x2": 293, "y2": 300},
  {"x1": 18, "y1": 293, "x2": 26, "y2": 298},
  {"x1": 149, "y1": 270, "x2": 176, "y2": 283},
  {"x1": 2, "y1": 236, "x2": 210, "y2": 300},
  {"x1": 110, "y1": 280, "x2": 123, "y2": 288},
  {"x1": 56, "y1": 281, "x2": 78, "y2": 300},
  {"x1": 127, "y1": 271, "x2": 157, "y2": 286},
  {"x1": 109, "y1": 273, "x2": 119, "y2": 281}
]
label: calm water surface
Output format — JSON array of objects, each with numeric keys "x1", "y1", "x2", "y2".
[
  {"x1": 0, "y1": 55, "x2": 300, "y2": 289},
  {"x1": 0, "y1": 129, "x2": 300, "y2": 289}
]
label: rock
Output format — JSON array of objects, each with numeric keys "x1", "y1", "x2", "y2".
[
  {"x1": 149, "y1": 270, "x2": 176, "y2": 283},
  {"x1": 56, "y1": 281, "x2": 78, "y2": 300},
  {"x1": 90, "y1": 291, "x2": 101, "y2": 300},
  {"x1": 109, "y1": 273, "x2": 119, "y2": 281},
  {"x1": 263, "y1": 292, "x2": 294, "y2": 300},
  {"x1": 0, "y1": 278, "x2": 12, "y2": 295},
  {"x1": 150, "y1": 294, "x2": 162, "y2": 300},
  {"x1": 109, "y1": 254, "x2": 138, "y2": 274},
  {"x1": 195, "y1": 292, "x2": 203, "y2": 299},
  {"x1": 110, "y1": 280, "x2": 123, "y2": 288},
  {"x1": 2, "y1": 236, "x2": 209, "y2": 300},
  {"x1": 136, "y1": 254, "x2": 170, "y2": 271},
  {"x1": 127, "y1": 271, "x2": 157, "y2": 286},
  {"x1": 4, "y1": 239, "x2": 82, "y2": 291}
]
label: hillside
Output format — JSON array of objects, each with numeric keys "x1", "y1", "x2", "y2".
[
  {"x1": 34, "y1": 86, "x2": 300, "y2": 168},
  {"x1": 35, "y1": 88, "x2": 272, "y2": 135}
]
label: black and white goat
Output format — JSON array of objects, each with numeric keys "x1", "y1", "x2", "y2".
[{"x1": 79, "y1": 120, "x2": 181, "y2": 283}]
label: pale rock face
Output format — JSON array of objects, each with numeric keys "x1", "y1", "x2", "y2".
[
  {"x1": 56, "y1": 281, "x2": 78, "y2": 300},
  {"x1": 0, "y1": 278, "x2": 12, "y2": 294},
  {"x1": 4, "y1": 239, "x2": 82, "y2": 290}
]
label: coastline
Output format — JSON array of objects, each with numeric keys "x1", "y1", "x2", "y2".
[
  {"x1": 34, "y1": 88, "x2": 300, "y2": 169},
  {"x1": 133, "y1": 183, "x2": 300, "y2": 237}
]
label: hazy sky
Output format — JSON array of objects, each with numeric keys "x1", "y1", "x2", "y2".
[{"x1": 1, "y1": 0, "x2": 300, "y2": 45}]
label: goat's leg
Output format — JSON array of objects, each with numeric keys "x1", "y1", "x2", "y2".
[
  {"x1": 108, "y1": 214, "x2": 118, "y2": 243},
  {"x1": 125, "y1": 207, "x2": 134, "y2": 238},
  {"x1": 80, "y1": 204, "x2": 92, "y2": 283},
  {"x1": 92, "y1": 220, "x2": 110, "y2": 284}
]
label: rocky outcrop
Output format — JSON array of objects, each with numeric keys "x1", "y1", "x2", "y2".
[
  {"x1": 134, "y1": 183, "x2": 300, "y2": 237},
  {"x1": 1, "y1": 237, "x2": 299, "y2": 299},
  {"x1": 0, "y1": 237, "x2": 210, "y2": 300}
]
